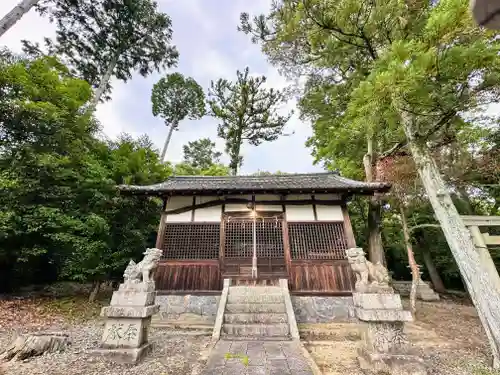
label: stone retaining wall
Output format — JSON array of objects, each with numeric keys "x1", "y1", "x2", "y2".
[
  {"x1": 155, "y1": 295, "x2": 220, "y2": 323},
  {"x1": 392, "y1": 280, "x2": 432, "y2": 296},
  {"x1": 291, "y1": 296, "x2": 356, "y2": 323},
  {"x1": 155, "y1": 294, "x2": 356, "y2": 324}
]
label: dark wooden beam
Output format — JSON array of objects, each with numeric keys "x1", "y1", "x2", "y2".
[
  {"x1": 312, "y1": 194, "x2": 318, "y2": 221},
  {"x1": 190, "y1": 196, "x2": 196, "y2": 222},
  {"x1": 341, "y1": 204, "x2": 356, "y2": 248},
  {"x1": 155, "y1": 198, "x2": 168, "y2": 249},
  {"x1": 165, "y1": 198, "x2": 344, "y2": 216}
]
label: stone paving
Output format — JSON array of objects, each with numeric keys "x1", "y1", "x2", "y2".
[{"x1": 201, "y1": 340, "x2": 315, "y2": 375}]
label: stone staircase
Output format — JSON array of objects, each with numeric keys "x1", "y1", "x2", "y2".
[{"x1": 221, "y1": 285, "x2": 292, "y2": 340}]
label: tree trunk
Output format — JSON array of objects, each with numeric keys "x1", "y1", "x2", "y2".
[
  {"x1": 399, "y1": 205, "x2": 420, "y2": 315},
  {"x1": 458, "y1": 186, "x2": 475, "y2": 214},
  {"x1": 230, "y1": 132, "x2": 243, "y2": 175},
  {"x1": 160, "y1": 124, "x2": 175, "y2": 162},
  {"x1": 88, "y1": 280, "x2": 101, "y2": 302},
  {"x1": 87, "y1": 53, "x2": 119, "y2": 111},
  {"x1": 421, "y1": 246, "x2": 446, "y2": 294},
  {"x1": 0, "y1": 0, "x2": 39, "y2": 38},
  {"x1": 1, "y1": 333, "x2": 69, "y2": 361},
  {"x1": 364, "y1": 136, "x2": 385, "y2": 264},
  {"x1": 400, "y1": 109, "x2": 500, "y2": 368}
]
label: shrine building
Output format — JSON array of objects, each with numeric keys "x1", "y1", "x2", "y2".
[{"x1": 118, "y1": 172, "x2": 390, "y2": 298}]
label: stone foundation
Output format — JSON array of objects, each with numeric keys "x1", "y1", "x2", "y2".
[
  {"x1": 155, "y1": 294, "x2": 356, "y2": 324},
  {"x1": 392, "y1": 280, "x2": 440, "y2": 301},
  {"x1": 291, "y1": 296, "x2": 355, "y2": 323},
  {"x1": 155, "y1": 295, "x2": 220, "y2": 323}
]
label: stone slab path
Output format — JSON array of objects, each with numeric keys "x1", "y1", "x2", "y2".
[{"x1": 201, "y1": 340, "x2": 315, "y2": 375}]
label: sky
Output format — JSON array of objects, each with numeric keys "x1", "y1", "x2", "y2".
[{"x1": 0, "y1": 0, "x2": 324, "y2": 174}]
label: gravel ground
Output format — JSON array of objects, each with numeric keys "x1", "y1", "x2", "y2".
[
  {"x1": 0, "y1": 322, "x2": 212, "y2": 375},
  {"x1": 303, "y1": 299, "x2": 500, "y2": 375}
]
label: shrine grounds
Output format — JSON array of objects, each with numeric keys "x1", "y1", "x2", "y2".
[{"x1": 0, "y1": 286, "x2": 499, "y2": 375}]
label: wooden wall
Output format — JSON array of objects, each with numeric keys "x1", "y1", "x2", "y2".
[
  {"x1": 288, "y1": 260, "x2": 355, "y2": 295},
  {"x1": 155, "y1": 260, "x2": 221, "y2": 292}
]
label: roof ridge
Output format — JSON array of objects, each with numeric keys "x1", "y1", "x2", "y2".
[{"x1": 171, "y1": 171, "x2": 339, "y2": 179}]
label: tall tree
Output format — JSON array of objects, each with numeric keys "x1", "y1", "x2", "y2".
[
  {"x1": 0, "y1": 53, "x2": 171, "y2": 298},
  {"x1": 207, "y1": 67, "x2": 293, "y2": 175},
  {"x1": 0, "y1": 55, "x2": 98, "y2": 291},
  {"x1": 23, "y1": 0, "x2": 178, "y2": 110},
  {"x1": 0, "y1": 0, "x2": 42, "y2": 38},
  {"x1": 242, "y1": 0, "x2": 500, "y2": 366},
  {"x1": 182, "y1": 138, "x2": 222, "y2": 170},
  {"x1": 238, "y1": 0, "x2": 426, "y2": 264},
  {"x1": 151, "y1": 72, "x2": 206, "y2": 162},
  {"x1": 173, "y1": 162, "x2": 230, "y2": 177}
]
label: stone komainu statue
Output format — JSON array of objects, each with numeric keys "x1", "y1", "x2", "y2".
[
  {"x1": 346, "y1": 247, "x2": 391, "y2": 292},
  {"x1": 123, "y1": 248, "x2": 163, "y2": 284}
]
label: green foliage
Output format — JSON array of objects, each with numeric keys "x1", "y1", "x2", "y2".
[
  {"x1": 151, "y1": 72, "x2": 206, "y2": 126},
  {"x1": 182, "y1": 138, "x2": 222, "y2": 170},
  {"x1": 0, "y1": 55, "x2": 170, "y2": 292},
  {"x1": 173, "y1": 162, "x2": 230, "y2": 177},
  {"x1": 241, "y1": 0, "x2": 500, "y2": 287},
  {"x1": 208, "y1": 67, "x2": 293, "y2": 175},
  {"x1": 252, "y1": 170, "x2": 289, "y2": 176},
  {"x1": 25, "y1": 0, "x2": 179, "y2": 104}
]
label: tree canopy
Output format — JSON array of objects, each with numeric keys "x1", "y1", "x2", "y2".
[
  {"x1": 182, "y1": 138, "x2": 222, "y2": 170},
  {"x1": 208, "y1": 67, "x2": 293, "y2": 175},
  {"x1": 23, "y1": 0, "x2": 179, "y2": 109},
  {"x1": 151, "y1": 72, "x2": 206, "y2": 161}
]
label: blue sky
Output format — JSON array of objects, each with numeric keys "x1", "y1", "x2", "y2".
[{"x1": 0, "y1": 0, "x2": 324, "y2": 174}]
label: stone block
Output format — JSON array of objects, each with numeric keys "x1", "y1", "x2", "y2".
[
  {"x1": 101, "y1": 305, "x2": 159, "y2": 318},
  {"x1": 89, "y1": 342, "x2": 152, "y2": 365},
  {"x1": 361, "y1": 321, "x2": 409, "y2": 354},
  {"x1": 227, "y1": 293, "x2": 284, "y2": 304},
  {"x1": 185, "y1": 295, "x2": 204, "y2": 316},
  {"x1": 352, "y1": 293, "x2": 403, "y2": 310},
  {"x1": 357, "y1": 348, "x2": 427, "y2": 375},
  {"x1": 356, "y1": 308, "x2": 413, "y2": 322},
  {"x1": 101, "y1": 317, "x2": 151, "y2": 349},
  {"x1": 225, "y1": 303, "x2": 286, "y2": 314},
  {"x1": 110, "y1": 291, "x2": 155, "y2": 306},
  {"x1": 291, "y1": 296, "x2": 355, "y2": 323},
  {"x1": 155, "y1": 295, "x2": 220, "y2": 318},
  {"x1": 223, "y1": 313, "x2": 288, "y2": 324},
  {"x1": 118, "y1": 281, "x2": 155, "y2": 292},
  {"x1": 222, "y1": 323, "x2": 290, "y2": 337},
  {"x1": 418, "y1": 291, "x2": 440, "y2": 301}
]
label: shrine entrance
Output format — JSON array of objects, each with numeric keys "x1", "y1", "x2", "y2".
[{"x1": 221, "y1": 212, "x2": 288, "y2": 280}]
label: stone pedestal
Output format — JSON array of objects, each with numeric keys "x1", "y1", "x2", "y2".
[
  {"x1": 354, "y1": 292, "x2": 427, "y2": 375},
  {"x1": 416, "y1": 278, "x2": 440, "y2": 301},
  {"x1": 90, "y1": 281, "x2": 159, "y2": 364}
]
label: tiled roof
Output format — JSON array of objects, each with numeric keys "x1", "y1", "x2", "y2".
[{"x1": 118, "y1": 172, "x2": 391, "y2": 195}]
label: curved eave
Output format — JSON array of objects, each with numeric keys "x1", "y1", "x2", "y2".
[{"x1": 116, "y1": 184, "x2": 392, "y2": 197}]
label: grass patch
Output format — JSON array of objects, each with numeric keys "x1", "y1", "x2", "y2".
[
  {"x1": 38, "y1": 296, "x2": 106, "y2": 322},
  {"x1": 225, "y1": 352, "x2": 249, "y2": 366}
]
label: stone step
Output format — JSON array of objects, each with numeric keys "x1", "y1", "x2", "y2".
[
  {"x1": 228, "y1": 286, "x2": 283, "y2": 294},
  {"x1": 227, "y1": 293, "x2": 284, "y2": 304},
  {"x1": 225, "y1": 302, "x2": 287, "y2": 314},
  {"x1": 223, "y1": 313, "x2": 288, "y2": 324},
  {"x1": 221, "y1": 335, "x2": 291, "y2": 341},
  {"x1": 222, "y1": 323, "x2": 290, "y2": 337}
]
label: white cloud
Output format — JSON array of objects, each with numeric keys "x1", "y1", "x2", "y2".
[
  {"x1": 0, "y1": 2, "x2": 55, "y2": 53},
  {"x1": 0, "y1": 0, "x2": 321, "y2": 174}
]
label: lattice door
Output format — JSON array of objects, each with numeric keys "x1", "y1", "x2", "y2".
[{"x1": 222, "y1": 214, "x2": 286, "y2": 275}]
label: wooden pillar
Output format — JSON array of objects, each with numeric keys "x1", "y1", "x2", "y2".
[
  {"x1": 281, "y1": 196, "x2": 292, "y2": 279},
  {"x1": 341, "y1": 204, "x2": 357, "y2": 248},
  {"x1": 469, "y1": 225, "x2": 500, "y2": 293},
  {"x1": 155, "y1": 197, "x2": 167, "y2": 249},
  {"x1": 219, "y1": 211, "x2": 226, "y2": 276}
]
